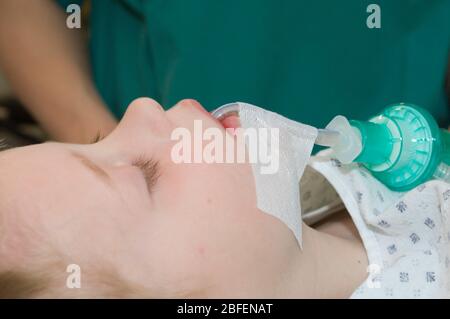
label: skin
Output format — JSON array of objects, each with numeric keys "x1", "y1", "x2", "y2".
[
  {"x1": 0, "y1": 0, "x2": 116, "y2": 143},
  {"x1": 0, "y1": 98, "x2": 368, "y2": 298}
]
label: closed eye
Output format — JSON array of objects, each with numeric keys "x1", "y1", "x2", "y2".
[
  {"x1": 132, "y1": 156, "x2": 160, "y2": 194},
  {"x1": 88, "y1": 132, "x2": 160, "y2": 193}
]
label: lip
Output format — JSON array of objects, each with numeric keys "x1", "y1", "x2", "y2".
[
  {"x1": 220, "y1": 114, "x2": 241, "y2": 129},
  {"x1": 203, "y1": 109, "x2": 227, "y2": 128},
  {"x1": 184, "y1": 100, "x2": 241, "y2": 130},
  {"x1": 211, "y1": 103, "x2": 239, "y2": 120},
  {"x1": 210, "y1": 103, "x2": 241, "y2": 129}
]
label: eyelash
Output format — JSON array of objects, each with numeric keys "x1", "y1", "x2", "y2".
[
  {"x1": 90, "y1": 133, "x2": 160, "y2": 192},
  {"x1": 132, "y1": 155, "x2": 160, "y2": 193}
]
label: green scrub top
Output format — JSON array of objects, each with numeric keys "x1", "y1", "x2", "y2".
[{"x1": 58, "y1": 0, "x2": 450, "y2": 128}]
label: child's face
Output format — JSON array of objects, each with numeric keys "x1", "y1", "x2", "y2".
[{"x1": 0, "y1": 99, "x2": 299, "y2": 297}]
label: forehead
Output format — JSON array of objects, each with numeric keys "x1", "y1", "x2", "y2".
[
  {"x1": 0, "y1": 143, "x2": 104, "y2": 221},
  {"x1": 0, "y1": 143, "x2": 69, "y2": 186},
  {"x1": 0, "y1": 144, "x2": 66, "y2": 215},
  {"x1": 0, "y1": 142, "x2": 98, "y2": 261},
  {"x1": 0, "y1": 145, "x2": 57, "y2": 265},
  {"x1": 0, "y1": 143, "x2": 122, "y2": 247}
]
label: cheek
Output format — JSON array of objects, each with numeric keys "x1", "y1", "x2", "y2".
[
  {"x1": 141, "y1": 162, "x2": 294, "y2": 288},
  {"x1": 109, "y1": 165, "x2": 154, "y2": 212},
  {"x1": 149, "y1": 162, "x2": 260, "y2": 276},
  {"x1": 157, "y1": 162, "x2": 256, "y2": 219}
]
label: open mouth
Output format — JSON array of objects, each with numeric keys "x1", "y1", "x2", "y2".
[{"x1": 211, "y1": 103, "x2": 241, "y2": 130}]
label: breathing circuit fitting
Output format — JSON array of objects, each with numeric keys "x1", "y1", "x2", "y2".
[
  {"x1": 212, "y1": 102, "x2": 450, "y2": 192},
  {"x1": 317, "y1": 103, "x2": 450, "y2": 191}
]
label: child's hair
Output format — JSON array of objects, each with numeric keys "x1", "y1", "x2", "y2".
[
  {"x1": 0, "y1": 201, "x2": 138, "y2": 299},
  {"x1": 0, "y1": 270, "x2": 51, "y2": 298},
  {"x1": 0, "y1": 237, "x2": 67, "y2": 299},
  {"x1": 0, "y1": 252, "x2": 143, "y2": 299},
  {"x1": 0, "y1": 229, "x2": 144, "y2": 299}
]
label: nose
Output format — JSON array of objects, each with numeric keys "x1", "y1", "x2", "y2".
[
  {"x1": 118, "y1": 98, "x2": 171, "y2": 135},
  {"x1": 98, "y1": 98, "x2": 172, "y2": 157},
  {"x1": 122, "y1": 97, "x2": 175, "y2": 139}
]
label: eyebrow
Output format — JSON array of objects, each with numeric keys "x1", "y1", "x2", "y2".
[{"x1": 71, "y1": 152, "x2": 112, "y2": 185}]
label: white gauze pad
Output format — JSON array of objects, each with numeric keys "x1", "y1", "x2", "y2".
[{"x1": 237, "y1": 102, "x2": 317, "y2": 246}]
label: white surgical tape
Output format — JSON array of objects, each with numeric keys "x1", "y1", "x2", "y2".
[{"x1": 237, "y1": 102, "x2": 318, "y2": 246}]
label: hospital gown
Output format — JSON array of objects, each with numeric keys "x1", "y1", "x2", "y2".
[{"x1": 301, "y1": 151, "x2": 450, "y2": 298}]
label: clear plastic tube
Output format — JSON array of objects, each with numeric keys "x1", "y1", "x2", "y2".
[
  {"x1": 211, "y1": 103, "x2": 240, "y2": 121},
  {"x1": 315, "y1": 129, "x2": 341, "y2": 147}
]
